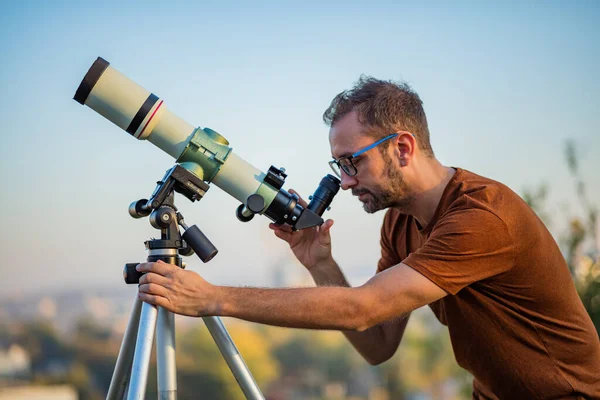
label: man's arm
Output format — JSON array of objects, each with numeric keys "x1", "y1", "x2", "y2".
[
  {"x1": 213, "y1": 262, "x2": 445, "y2": 330},
  {"x1": 309, "y1": 259, "x2": 410, "y2": 365},
  {"x1": 137, "y1": 261, "x2": 446, "y2": 341}
]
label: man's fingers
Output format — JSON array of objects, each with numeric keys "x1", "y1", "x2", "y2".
[
  {"x1": 289, "y1": 189, "x2": 308, "y2": 208},
  {"x1": 137, "y1": 261, "x2": 176, "y2": 276},
  {"x1": 273, "y1": 228, "x2": 293, "y2": 243},
  {"x1": 139, "y1": 272, "x2": 170, "y2": 286},
  {"x1": 321, "y1": 219, "x2": 334, "y2": 233},
  {"x1": 269, "y1": 223, "x2": 293, "y2": 233},
  {"x1": 139, "y1": 282, "x2": 169, "y2": 298},
  {"x1": 138, "y1": 292, "x2": 171, "y2": 310},
  {"x1": 318, "y1": 219, "x2": 334, "y2": 243}
]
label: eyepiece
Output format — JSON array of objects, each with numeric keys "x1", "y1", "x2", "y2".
[{"x1": 307, "y1": 174, "x2": 341, "y2": 216}]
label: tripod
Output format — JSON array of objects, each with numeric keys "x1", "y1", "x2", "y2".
[{"x1": 106, "y1": 165, "x2": 264, "y2": 400}]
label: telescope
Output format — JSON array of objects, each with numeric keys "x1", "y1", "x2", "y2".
[
  {"x1": 74, "y1": 57, "x2": 340, "y2": 231},
  {"x1": 73, "y1": 58, "x2": 341, "y2": 399}
]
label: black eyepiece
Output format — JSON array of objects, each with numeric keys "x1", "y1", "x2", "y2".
[{"x1": 307, "y1": 174, "x2": 341, "y2": 216}]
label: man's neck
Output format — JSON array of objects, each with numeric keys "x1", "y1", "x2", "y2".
[{"x1": 398, "y1": 161, "x2": 455, "y2": 228}]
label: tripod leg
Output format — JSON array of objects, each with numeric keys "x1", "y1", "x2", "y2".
[
  {"x1": 203, "y1": 316, "x2": 265, "y2": 400},
  {"x1": 127, "y1": 301, "x2": 158, "y2": 400},
  {"x1": 107, "y1": 296, "x2": 143, "y2": 400},
  {"x1": 157, "y1": 308, "x2": 177, "y2": 400}
]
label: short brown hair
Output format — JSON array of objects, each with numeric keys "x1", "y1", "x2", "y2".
[{"x1": 323, "y1": 76, "x2": 434, "y2": 157}]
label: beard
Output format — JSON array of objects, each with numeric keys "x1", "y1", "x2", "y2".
[{"x1": 352, "y1": 155, "x2": 413, "y2": 214}]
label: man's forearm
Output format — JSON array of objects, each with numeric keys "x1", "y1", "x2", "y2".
[
  {"x1": 309, "y1": 259, "x2": 351, "y2": 287},
  {"x1": 308, "y1": 259, "x2": 408, "y2": 365},
  {"x1": 216, "y1": 285, "x2": 370, "y2": 331}
]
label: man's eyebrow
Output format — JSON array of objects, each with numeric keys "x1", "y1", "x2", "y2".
[{"x1": 332, "y1": 151, "x2": 354, "y2": 159}]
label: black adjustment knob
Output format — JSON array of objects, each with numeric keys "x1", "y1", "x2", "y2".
[
  {"x1": 129, "y1": 199, "x2": 151, "y2": 218},
  {"x1": 182, "y1": 225, "x2": 218, "y2": 263},
  {"x1": 124, "y1": 263, "x2": 143, "y2": 284},
  {"x1": 236, "y1": 204, "x2": 254, "y2": 222},
  {"x1": 246, "y1": 193, "x2": 265, "y2": 213}
]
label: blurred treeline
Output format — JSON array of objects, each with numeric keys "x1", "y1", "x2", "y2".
[
  {"x1": 523, "y1": 139, "x2": 599, "y2": 331},
  {"x1": 0, "y1": 312, "x2": 471, "y2": 399}
]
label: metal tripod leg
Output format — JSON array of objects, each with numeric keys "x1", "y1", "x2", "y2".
[
  {"x1": 107, "y1": 296, "x2": 143, "y2": 400},
  {"x1": 203, "y1": 317, "x2": 265, "y2": 400},
  {"x1": 127, "y1": 301, "x2": 159, "y2": 400},
  {"x1": 106, "y1": 299, "x2": 264, "y2": 399},
  {"x1": 157, "y1": 308, "x2": 177, "y2": 399}
]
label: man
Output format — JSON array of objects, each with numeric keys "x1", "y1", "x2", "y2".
[{"x1": 137, "y1": 77, "x2": 600, "y2": 399}]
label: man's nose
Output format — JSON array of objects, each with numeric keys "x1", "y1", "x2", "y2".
[{"x1": 340, "y1": 172, "x2": 357, "y2": 191}]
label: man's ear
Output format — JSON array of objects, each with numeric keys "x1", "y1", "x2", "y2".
[{"x1": 396, "y1": 132, "x2": 415, "y2": 166}]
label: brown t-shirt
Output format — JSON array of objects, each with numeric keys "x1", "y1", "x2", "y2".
[{"x1": 377, "y1": 168, "x2": 600, "y2": 399}]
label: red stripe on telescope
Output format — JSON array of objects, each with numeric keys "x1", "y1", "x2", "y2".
[{"x1": 136, "y1": 100, "x2": 164, "y2": 139}]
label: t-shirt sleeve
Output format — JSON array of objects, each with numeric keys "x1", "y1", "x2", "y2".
[
  {"x1": 403, "y1": 208, "x2": 515, "y2": 295},
  {"x1": 377, "y1": 212, "x2": 402, "y2": 273}
]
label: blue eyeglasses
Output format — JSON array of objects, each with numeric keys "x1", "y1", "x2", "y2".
[{"x1": 328, "y1": 133, "x2": 398, "y2": 178}]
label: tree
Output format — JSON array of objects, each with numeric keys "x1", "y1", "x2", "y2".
[
  {"x1": 176, "y1": 320, "x2": 280, "y2": 400},
  {"x1": 562, "y1": 139, "x2": 599, "y2": 331},
  {"x1": 522, "y1": 139, "x2": 599, "y2": 332}
]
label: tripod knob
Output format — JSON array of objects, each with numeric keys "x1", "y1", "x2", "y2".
[
  {"x1": 236, "y1": 194, "x2": 265, "y2": 222},
  {"x1": 124, "y1": 263, "x2": 143, "y2": 284},
  {"x1": 182, "y1": 225, "x2": 218, "y2": 263},
  {"x1": 236, "y1": 204, "x2": 254, "y2": 222},
  {"x1": 129, "y1": 199, "x2": 151, "y2": 218}
]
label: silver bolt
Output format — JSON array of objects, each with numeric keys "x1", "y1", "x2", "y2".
[
  {"x1": 284, "y1": 214, "x2": 288, "y2": 219},
  {"x1": 292, "y1": 216, "x2": 297, "y2": 221},
  {"x1": 162, "y1": 214, "x2": 170, "y2": 221},
  {"x1": 280, "y1": 167, "x2": 286, "y2": 173}
]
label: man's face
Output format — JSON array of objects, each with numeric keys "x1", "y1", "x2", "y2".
[{"x1": 329, "y1": 111, "x2": 413, "y2": 213}]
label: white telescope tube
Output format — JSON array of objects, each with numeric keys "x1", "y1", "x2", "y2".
[{"x1": 74, "y1": 57, "x2": 263, "y2": 203}]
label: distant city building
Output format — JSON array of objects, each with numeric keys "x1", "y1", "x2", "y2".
[
  {"x1": 38, "y1": 297, "x2": 57, "y2": 319},
  {"x1": 0, "y1": 384, "x2": 77, "y2": 400},
  {"x1": 84, "y1": 295, "x2": 113, "y2": 320},
  {"x1": 0, "y1": 344, "x2": 30, "y2": 378}
]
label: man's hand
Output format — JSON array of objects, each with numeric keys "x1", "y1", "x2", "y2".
[
  {"x1": 137, "y1": 260, "x2": 219, "y2": 317},
  {"x1": 269, "y1": 189, "x2": 335, "y2": 271}
]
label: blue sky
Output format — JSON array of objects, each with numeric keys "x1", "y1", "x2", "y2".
[{"x1": 0, "y1": 1, "x2": 598, "y2": 297}]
